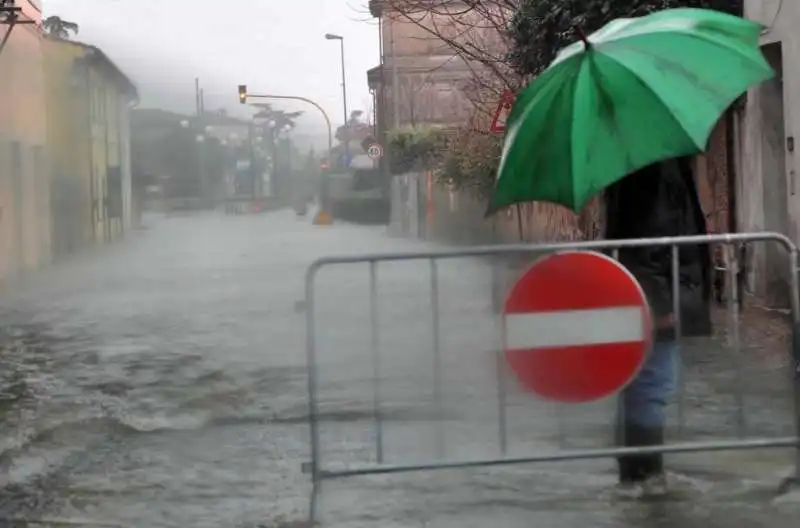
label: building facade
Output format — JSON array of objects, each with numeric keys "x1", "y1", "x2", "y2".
[
  {"x1": 740, "y1": 0, "x2": 794, "y2": 303},
  {"x1": 45, "y1": 38, "x2": 138, "y2": 255},
  {"x1": 0, "y1": 0, "x2": 50, "y2": 281},
  {"x1": 368, "y1": 0, "x2": 480, "y2": 132}
]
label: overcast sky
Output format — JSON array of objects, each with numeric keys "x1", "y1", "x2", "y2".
[{"x1": 44, "y1": 0, "x2": 379, "y2": 134}]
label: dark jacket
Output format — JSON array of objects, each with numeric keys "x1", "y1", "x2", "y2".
[{"x1": 604, "y1": 157, "x2": 712, "y2": 338}]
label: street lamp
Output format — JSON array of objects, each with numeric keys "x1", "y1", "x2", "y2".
[{"x1": 325, "y1": 33, "x2": 349, "y2": 163}]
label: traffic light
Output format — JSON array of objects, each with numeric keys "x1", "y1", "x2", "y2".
[{"x1": 238, "y1": 85, "x2": 247, "y2": 104}]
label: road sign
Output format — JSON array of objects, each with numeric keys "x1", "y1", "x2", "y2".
[
  {"x1": 490, "y1": 90, "x2": 515, "y2": 133},
  {"x1": 366, "y1": 143, "x2": 383, "y2": 160},
  {"x1": 503, "y1": 251, "x2": 652, "y2": 403}
]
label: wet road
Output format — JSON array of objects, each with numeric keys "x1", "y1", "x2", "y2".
[{"x1": 1, "y1": 210, "x2": 799, "y2": 527}]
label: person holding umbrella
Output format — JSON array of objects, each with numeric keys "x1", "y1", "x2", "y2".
[
  {"x1": 604, "y1": 156, "x2": 712, "y2": 491},
  {"x1": 487, "y1": 8, "x2": 774, "y2": 492}
]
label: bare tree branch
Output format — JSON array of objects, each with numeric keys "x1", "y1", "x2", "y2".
[{"x1": 382, "y1": 0, "x2": 524, "y2": 114}]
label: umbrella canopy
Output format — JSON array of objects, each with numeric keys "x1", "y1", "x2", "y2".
[{"x1": 488, "y1": 8, "x2": 773, "y2": 215}]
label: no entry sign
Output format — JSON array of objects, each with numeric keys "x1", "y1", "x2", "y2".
[{"x1": 503, "y1": 251, "x2": 652, "y2": 403}]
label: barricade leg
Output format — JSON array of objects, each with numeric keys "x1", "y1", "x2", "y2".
[
  {"x1": 727, "y1": 243, "x2": 747, "y2": 438},
  {"x1": 779, "y1": 320, "x2": 800, "y2": 494},
  {"x1": 671, "y1": 245, "x2": 686, "y2": 438},
  {"x1": 308, "y1": 479, "x2": 320, "y2": 525},
  {"x1": 779, "y1": 248, "x2": 800, "y2": 494}
]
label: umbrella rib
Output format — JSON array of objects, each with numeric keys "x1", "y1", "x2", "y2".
[{"x1": 580, "y1": 55, "x2": 634, "y2": 207}]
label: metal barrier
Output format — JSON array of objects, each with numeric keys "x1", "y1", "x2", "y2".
[{"x1": 303, "y1": 232, "x2": 800, "y2": 522}]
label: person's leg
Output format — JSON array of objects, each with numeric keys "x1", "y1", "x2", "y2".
[{"x1": 616, "y1": 339, "x2": 680, "y2": 483}]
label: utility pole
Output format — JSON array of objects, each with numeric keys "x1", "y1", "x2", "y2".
[
  {"x1": 0, "y1": 3, "x2": 34, "y2": 57},
  {"x1": 325, "y1": 33, "x2": 350, "y2": 167}
]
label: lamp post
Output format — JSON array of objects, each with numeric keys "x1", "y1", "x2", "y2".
[{"x1": 325, "y1": 33, "x2": 349, "y2": 166}]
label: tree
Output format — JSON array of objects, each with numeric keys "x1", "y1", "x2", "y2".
[
  {"x1": 438, "y1": 128, "x2": 503, "y2": 200},
  {"x1": 507, "y1": 0, "x2": 742, "y2": 77},
  {"x1": 43, "y1": 15, "x2": 79, "y2": 39},
  {"x1": 252, "y1": 104, "x2": 302, "y2": 130},
  {"x1": 336, "y1": 109, "x2": 372, "y2": 144},
  {"x1": 388, "y1": 126, "x2": 448, "y2": 175}
]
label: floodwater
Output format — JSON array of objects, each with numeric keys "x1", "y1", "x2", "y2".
[{"x1": 1, "y1": 210, "x2": 799, "y2": 527}]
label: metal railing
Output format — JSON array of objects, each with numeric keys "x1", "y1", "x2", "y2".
[{"x1": 302, "y1": 232, "x2": 800, "y2": 522}]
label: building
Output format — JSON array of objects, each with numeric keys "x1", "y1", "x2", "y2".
[
  {"x1": 45, "y1": 37, "x2": 138, "y2": 254},
  {"x1": 738, "y1": 0, "x2": 794, "y2": 303},
  {"x1": 0, "y1": 0, "x2": 51, "y2": 280},
  {"x1": 367, "y1": 0, "x2": 479, "y2": 132}
]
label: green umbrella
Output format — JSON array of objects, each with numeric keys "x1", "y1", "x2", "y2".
[{"x1": 488, "y1": 8, "x2": 773, "y2": 215}]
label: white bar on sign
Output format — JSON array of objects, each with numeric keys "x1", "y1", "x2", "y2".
[{"x1": 504, "y1": 307, "x2": 644, "y2": 349}]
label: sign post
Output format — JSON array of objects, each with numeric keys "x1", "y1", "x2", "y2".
[
  {"x1": 502, "y1": 251, "x2": 652, "y2": 403},
  {"x1": 489, "y1": 90, "x2": 515, "y2": 134}
]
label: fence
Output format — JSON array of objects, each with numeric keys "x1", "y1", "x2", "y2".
[{"x1": 302, "y1": 232, "x2": 800, "y2": 522}]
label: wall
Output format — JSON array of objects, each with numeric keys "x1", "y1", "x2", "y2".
[
  {"x1": 119, "y1": 100, "x2": 134, "y2": 228},
  {"x1": 45, "y1": 39, "x2": 136, "y2": 256},
  {"x1": 87, "y1": 58, "x2": 129, "y2": 244},
  {"x1": 0, "y1": 1, "x2": 51, "y2": 281},
  {"x1": 45, "y1": 39, "x2": 93, "y2": 256},
  {"x1": 741, "y1": 0, "x2": 797, "y2": 304},
  {"x1": 377, "y1": 5, "x2": 489, "y2": 129}
]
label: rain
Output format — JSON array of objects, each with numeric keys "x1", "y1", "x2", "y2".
[{"x1": 1, "y1": 0, "x2": 800, "y2": 527}]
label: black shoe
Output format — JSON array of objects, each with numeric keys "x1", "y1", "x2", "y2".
[
  {"x1": 638, "y1": 426, "x2": 665, "y2": 479},
  {"x1": 628, "y1": 424, "x2": 665, "y2": 480},
  {"x1": 617, "y1": 423, "x2": 665, "y2": 483}
]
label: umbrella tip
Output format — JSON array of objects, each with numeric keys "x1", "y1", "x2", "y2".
[{"x1": 575, "y1": 25, "x2": 591, "y2": 48}]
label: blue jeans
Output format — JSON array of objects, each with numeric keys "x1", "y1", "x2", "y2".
[{"x1": 621, "y1": 340, "x2": 680, "y2": 428}]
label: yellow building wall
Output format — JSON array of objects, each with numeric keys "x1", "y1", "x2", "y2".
[
  {"x1": 85, "y1": 66, "x2": 126, "y2": 244},
  {"x1": 45, "y1": 39, "x2": 130, "y2": 251},
  {"x1": 44, "y1": 39, "x2": 94, "y2": 255},
  {"x1": 0, "y1": 6, "x2": 51, "y2": 281}
]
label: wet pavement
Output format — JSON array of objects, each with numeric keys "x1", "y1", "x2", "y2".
[{"x1": 0, "y1": 209, "x2": 799, "y2": 527}]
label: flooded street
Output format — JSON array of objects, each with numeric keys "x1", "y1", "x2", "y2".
[{"x1": 1, "y1": 210, "x2": 800, "y2": 527}]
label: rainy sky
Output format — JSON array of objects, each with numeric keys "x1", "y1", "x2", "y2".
[{"x1": 43, "y1": 0, "x2": 379, "y2": 133}]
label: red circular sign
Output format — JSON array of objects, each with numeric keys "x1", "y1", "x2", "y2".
[{"x1": 503, "y1": 251, "x2": 652, "y2": 403}]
